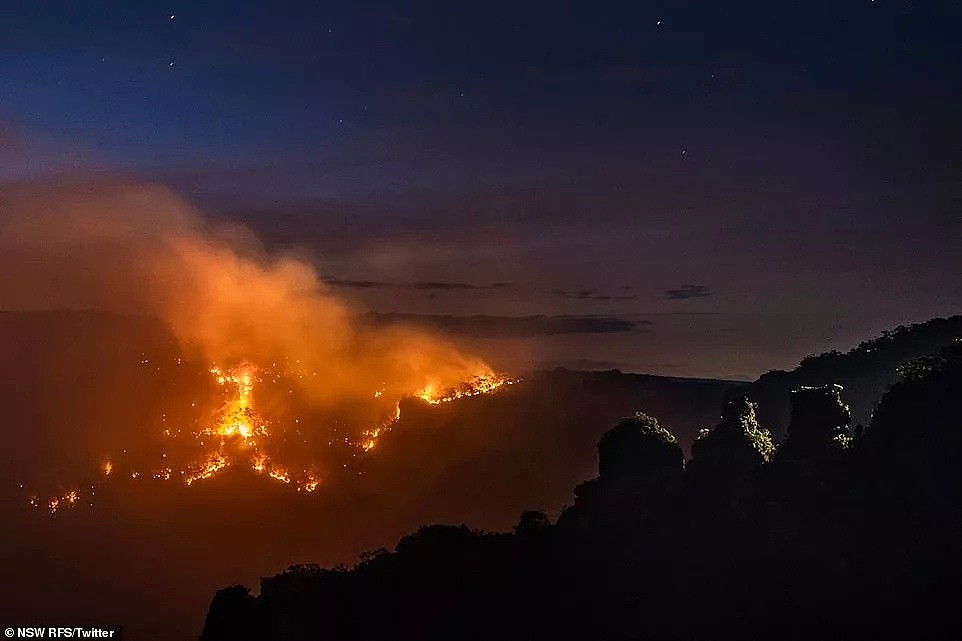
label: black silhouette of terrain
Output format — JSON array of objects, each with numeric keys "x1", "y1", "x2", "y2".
[{"x1": 201, "y1": 340, "x2": 962, "y2": 641}]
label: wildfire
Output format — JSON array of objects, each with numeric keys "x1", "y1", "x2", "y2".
[
  {"x1": 300, "y1": 473, "x2": 320, "y2": 493},
  {"x1": 8, "y1": 178, "x2": 523, "y2": 515},
  {"x1": 268, "y1": 467, "x2": 291, "y2": 484},
  {"x1": 250, "y1": 451, "x2": 268, "y2": 473},
  {"x1": 208, "y1": 365, "x2": 263, "y2": 442},
  {"x1": 360, "y1": 402, "x2": 401, "y2": 452},
  {"x1": 416, "y1": 374, "x2": 515, "y2": 405},
  {"x1": 26, "y1": 358, "x2": 516, "y2": 512},
  {"x1": 41, "y1": 488, "x2": 82, "y2": 513},
  {"x1": 185, "y1": 453, "x2": 230, "y2": 486}
]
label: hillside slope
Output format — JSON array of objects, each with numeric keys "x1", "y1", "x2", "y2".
[{"x1": 745, "y1": 316, "x2": 962, "y2": 437}]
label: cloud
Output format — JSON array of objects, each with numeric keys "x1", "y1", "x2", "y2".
[
  {"x1": 372, "y1": 313, "x2": 646, "y2": 338},
  {"x1": 325, "y1": 279, "x2": 385, "y2": 289},
  {"x1": 411, "y1": 281, "x2": 506, "y2": 291},
  {"x1": 550, "y1": 288, "x2": 636, "y2": 302},
  {"x1": 326, "y1": 279, "x2": 511, "y2": 291},
  {"x1": 663, "y1": 285, "x2": 713, "y2": 300},
  {"x1": 534, "y1": 358, "x2": 629, "y2": 371},
  {"x1": 0, "y1": 173, "x2": 498, "y2": 405}
]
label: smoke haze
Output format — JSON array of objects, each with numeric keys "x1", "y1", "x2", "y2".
[{"x1": 0, "y1": 174, "x2": 495, "y2": 404}]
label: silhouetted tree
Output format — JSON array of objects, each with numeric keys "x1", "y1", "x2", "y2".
[
  {"x1": 514, "y1": 510, "x2": 550, "y2": 538},
  {"x1": 687, "y1": 395, "x2": 772, "y2": 514},
  {"x1": 778, "y1": 384, "x2": 851, "y2": 457},
  {"x1": 556, "y1": 411, "x2": 684, "y2": 540},
  {"x1": 554, "y1": 413, "x2": 686, "y2": 640},
  {"x1": 597, "y1": 411, "x2": 684, "y2": 486},
  {"x1": 680, "y1": 396, "x2": 774, "y2": 639}
]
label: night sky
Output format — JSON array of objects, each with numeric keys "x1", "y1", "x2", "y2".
[{"x1": 2, "y1": 1, "x2": 960, "y2": 379}]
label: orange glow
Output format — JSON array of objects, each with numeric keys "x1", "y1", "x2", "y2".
[
  {"x1": 39, "y1": 488, "x2": 83, "y2": 513},
  {"x1": 208, "y1": 364, "x2": 262, "y2": 442},
  {"x1": 268, "y1": 467, "x2": 291, "y2": 484},
  {"x1": 184, "y1": 453, "x2": 230, "y2": 486},
  {"x1": 250, "y1": 451, "x2": 268, "y2": 473},
  {"x1": 416, "y1": 374, "x2": 516, "y2": 405},
  {"x1": 25, "y1": 358, "x2": 515, "y2": 511},
  {"x1": 5, "y1": 179, "x2": 520, "y2": 512},
  {"x1": 300, "y1": 473, "x2": 320, "y2": 493}
]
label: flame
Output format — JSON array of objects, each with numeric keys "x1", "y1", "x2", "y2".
[
  {"x1": 300, "y1": 473, "x2": 320, "y2": 493},
  {"x1": 176, "y1": 366, "x2": 330, "y2": 492},
  {"x1": 152, "y1": 467, "x2": 173, "y2": 481},
  {"x1": 25, "y1": 357, "x2": 516, "y2": 511},
  {"x1": 40, "y1": 488, "x2": 83, "y2": 513},
  {"x1": 359, "y1": 402, "x2": 402, "y2": 452},
  {"x1": 184, "y1": 453, "x2": 230, "y2": 486},
  {"x1": 250, "y1": 451, "x2": 268, "y2": 473},
  {"x1": 416, "y1": 374, "x2": 516, "y2": 405},
  {"x1": 268, "y1": 467, "x2": 291, "y2": 484},
  {"x1": 208, "y1": 365, "x2": 262, "y2": 441}
]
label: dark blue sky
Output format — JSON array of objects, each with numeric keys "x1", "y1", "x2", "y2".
[{"x1": 2, "y1": 1, "x2": 960, "y2": 378}]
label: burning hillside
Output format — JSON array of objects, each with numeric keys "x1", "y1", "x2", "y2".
[
  {"x1": 27, "y1": 357, "x2": 514, "y2": 512},
  {"x1": 0, "y1": 176, "x2": 514, "y2": 511}
]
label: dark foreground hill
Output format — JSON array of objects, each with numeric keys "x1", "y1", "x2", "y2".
[{"x1": 201, "y1": 341, "x2": 962, "y2": 641}]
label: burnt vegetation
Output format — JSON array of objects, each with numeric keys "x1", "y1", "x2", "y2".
[{"x1": 201, "y1": 332, "x2": 962, "y2": 641}]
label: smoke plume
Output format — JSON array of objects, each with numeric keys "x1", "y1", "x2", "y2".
[{"x1": 0, "y1": 173, "x2": 495, "y2": 404}]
